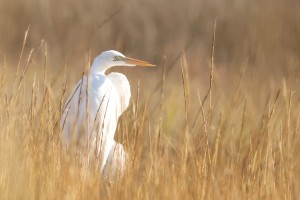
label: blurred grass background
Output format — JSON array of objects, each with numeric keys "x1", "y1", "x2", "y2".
[
  {"x1": 1, "y1": 0, "x2": 300, "y2": 109},
  {"x1": 1, "y1": 0, "x2": 300, "y2": 199},
  {"x1": 1, "y1": 0, "x2": 300, "y2": 72}
]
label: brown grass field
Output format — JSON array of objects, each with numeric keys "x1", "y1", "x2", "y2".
[{"x1": 0, "y1": 0, "x2": 300, "y2": 199}]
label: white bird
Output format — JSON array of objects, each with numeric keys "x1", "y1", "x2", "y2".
[{"x1": 61, "y1": 50, "x2": 155, "y2": 174}]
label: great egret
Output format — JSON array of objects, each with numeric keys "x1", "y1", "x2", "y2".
[{"x1": 61, "y1": 50, "x2": 155, "y2": 174}]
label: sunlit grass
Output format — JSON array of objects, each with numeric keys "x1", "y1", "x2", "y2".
[
  {"x1": 0, "y1": 36, "x2": 299, "y2": 199},
  {"x1": 0, "y1": 0, "x2": 300, "y2": 198}
]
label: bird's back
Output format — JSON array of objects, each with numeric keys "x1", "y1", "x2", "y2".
[
  {"x1": 61, "y1": 73, "x2": 129, "y2": 170},
  {"x1": 107, "y1": 72, "x2": 131, "y2": 114}
]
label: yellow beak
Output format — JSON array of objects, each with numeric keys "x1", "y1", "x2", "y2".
[{"x1": 123, "y1": 57, "x2": 156, "y2": 67}]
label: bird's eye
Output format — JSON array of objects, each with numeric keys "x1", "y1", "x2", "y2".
[{"x1": 113, "y1": 56, "x2": 119, "y2": 61}]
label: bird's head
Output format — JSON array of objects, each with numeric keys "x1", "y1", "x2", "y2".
[{"x1": 91, "y1": 50, "x2": 156, "y2": 74}]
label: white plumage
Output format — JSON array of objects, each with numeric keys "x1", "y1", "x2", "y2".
[{"x1": 61, "y1": 50, "x2": 155, "y2": 175}]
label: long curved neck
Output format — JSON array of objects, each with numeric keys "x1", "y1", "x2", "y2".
[{"x1": 90, "y1": 60, "x2": 111, "y2": 75}]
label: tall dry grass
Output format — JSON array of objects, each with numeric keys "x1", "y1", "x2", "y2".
[
  {"x1": 0, "y1": 27, "x2": 299, "y2": 200},
  {"x1": 0, "y1": 0, "x2": 300, "y2": 199}
]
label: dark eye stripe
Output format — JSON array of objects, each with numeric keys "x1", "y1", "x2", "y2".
[{"x1": 114, "y1": 56, "x2": 123, "y2": 61}]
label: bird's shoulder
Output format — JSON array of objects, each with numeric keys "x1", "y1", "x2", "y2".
[
  {"x1": 89, "y1": 74, "x2": 113, "y2": 89},
  {"x1": 107, "y1": 72, "x2": 131, "y2": 110},
  {"x1": 106, "y1": 72, "x2": 130, "y2": 90}
]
